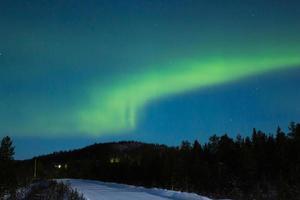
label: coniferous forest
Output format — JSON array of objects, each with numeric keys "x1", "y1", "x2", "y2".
[{"x1": 2, "y1": 122, "x2": 300, "y2": 199}]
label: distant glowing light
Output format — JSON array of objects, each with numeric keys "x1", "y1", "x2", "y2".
[{"x1": 110, "y1": 157, "x2": 120, "y2": 164}]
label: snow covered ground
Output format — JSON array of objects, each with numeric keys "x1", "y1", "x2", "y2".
[{"x1": 59, "y1": 179, "x2": 212, "y2": 200}]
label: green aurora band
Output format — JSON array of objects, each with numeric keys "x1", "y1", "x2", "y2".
[
  {"x1": 2, "y1": 48, "x2": 300, "y2": 136},
  {"x1": 77, "y1": 51, "x2": 300, "y2": 135},
  {"x1": 2, "y1": 0, "x2": 300, "y2": 137}
]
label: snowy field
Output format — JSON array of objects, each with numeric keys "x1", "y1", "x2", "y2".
[{"x1": 59, "y1": 179, "x2": 212, "y2": 200}]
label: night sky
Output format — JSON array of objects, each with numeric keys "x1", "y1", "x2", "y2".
[{"x1": 1, "y1": 0, "x2": 300, "y2": 159}]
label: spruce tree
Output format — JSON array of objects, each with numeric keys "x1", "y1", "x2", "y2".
[
  {"x1": 0, "y1": 136, "x2": 15, "y2": 160},
  {"x1": 0, "y1": 136, "x2": 16, "y2": 198}
]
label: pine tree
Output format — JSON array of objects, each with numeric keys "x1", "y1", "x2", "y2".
[
  {"x1": 0, "y1": 136, "x2": 17, "y2": 198},
  {"x1": 0, "y1": 136, "x2": 15, "y2": 161}
]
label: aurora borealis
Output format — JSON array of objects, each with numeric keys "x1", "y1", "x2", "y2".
[{"x1": 1, "y1": 0, "x2": 300, "y2": 158}]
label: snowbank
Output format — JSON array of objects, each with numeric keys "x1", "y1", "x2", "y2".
[{"x1": 59, "y1": 179, "x2": 212, "y2": 200}]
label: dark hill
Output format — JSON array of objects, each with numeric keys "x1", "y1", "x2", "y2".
[{"x1": 14, "y1": 122, "x2": 300, "y2": 199}]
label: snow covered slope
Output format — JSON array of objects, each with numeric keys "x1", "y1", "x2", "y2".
[{"x1": 59, "y1": 179, "x2": 212, "y2": 200}]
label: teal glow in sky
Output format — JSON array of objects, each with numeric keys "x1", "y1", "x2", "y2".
[{"x1": 0, "y1": 0, "x2": 300, "y2": 158}]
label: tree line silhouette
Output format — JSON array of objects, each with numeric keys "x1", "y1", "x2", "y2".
[{"x1": 3, "y1": 122, "x2": 300, "y2": 199}]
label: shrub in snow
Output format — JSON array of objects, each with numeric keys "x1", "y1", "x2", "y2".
[{"x1": 23, "y1": 180, "x2": 85, "y2": 200}]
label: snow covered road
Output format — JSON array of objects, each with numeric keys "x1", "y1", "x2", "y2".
[{"x1": 60, "y1": 179, "x2": 212, "y2": 200}]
